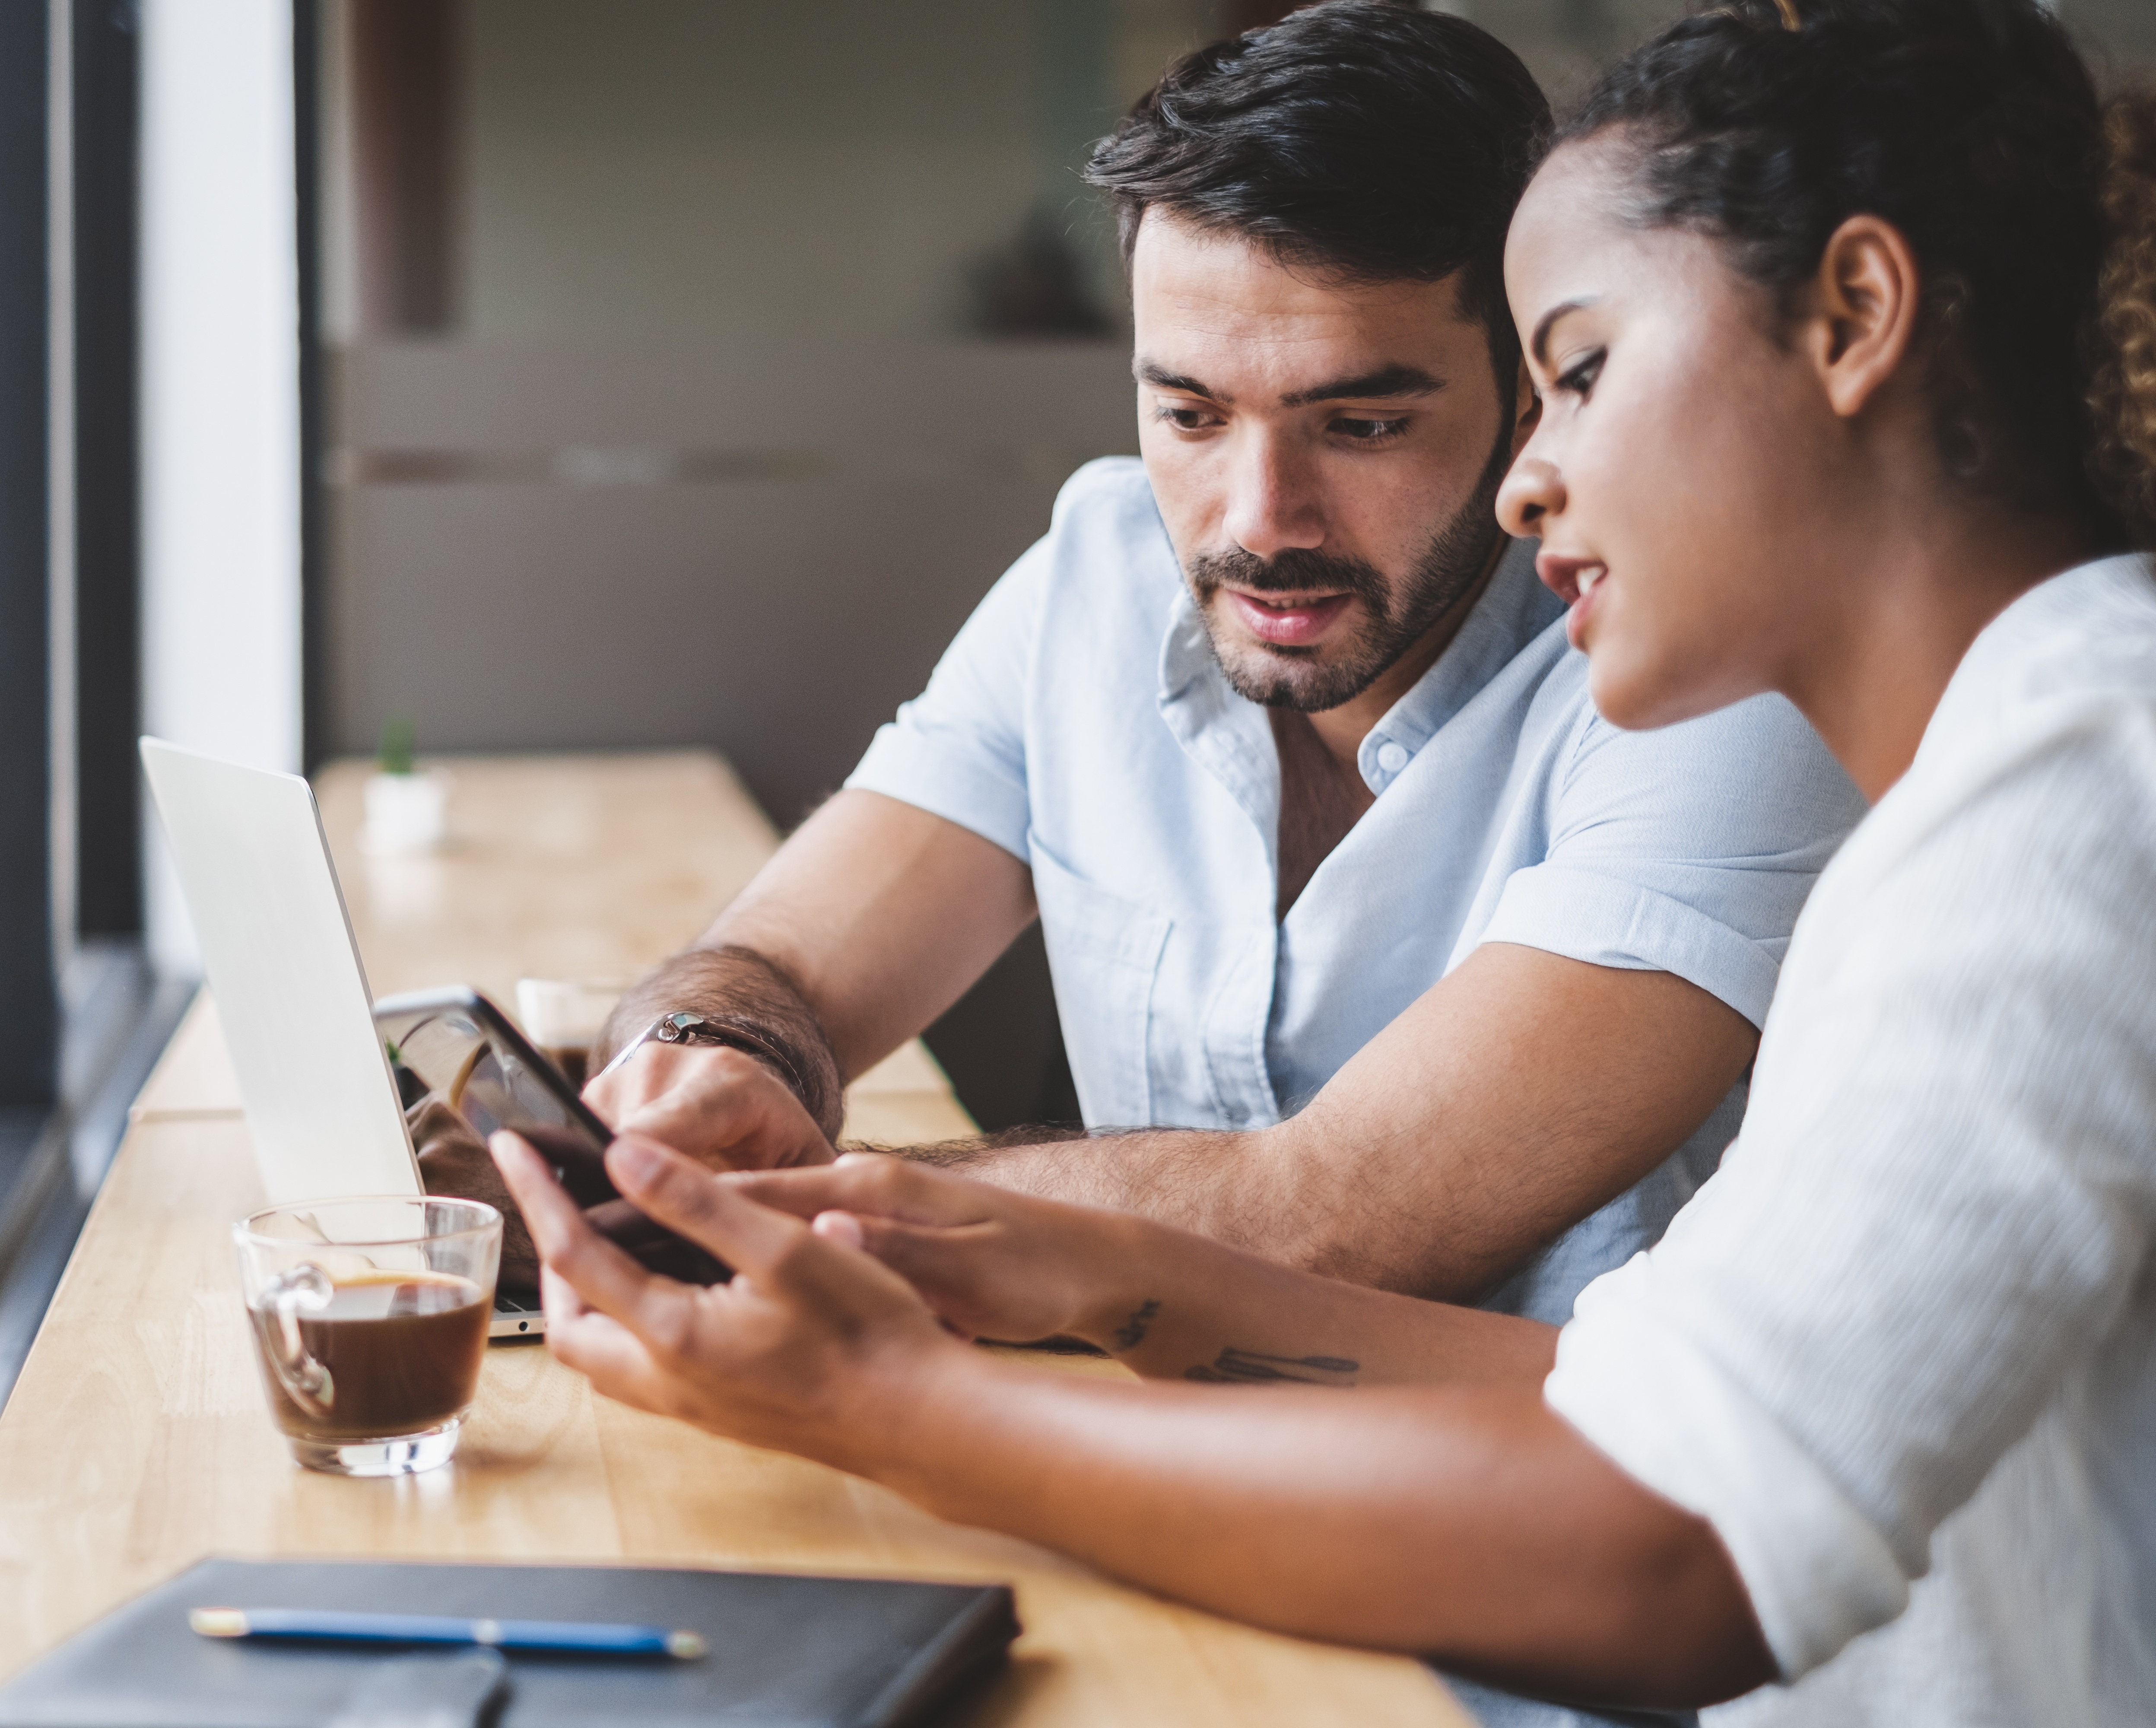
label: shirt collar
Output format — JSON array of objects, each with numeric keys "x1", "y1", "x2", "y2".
[
  {"x1": 1155, "y1": 536, "x2": 1562, "y2": 807},
  {"x1": 1353, "y1": 537, "x2": 1560, "y2": 791}
]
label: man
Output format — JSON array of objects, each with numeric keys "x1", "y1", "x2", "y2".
[{"x1": 584, "y1": 1, "x2": 1862, "y2": 1324}]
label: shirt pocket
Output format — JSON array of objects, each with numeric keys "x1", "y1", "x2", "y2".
[{"x1": 1028, "y1": 838, "x2": 1171, "y2": 1127}]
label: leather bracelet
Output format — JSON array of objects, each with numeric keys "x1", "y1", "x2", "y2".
[{"x1": 597, "y1": 1010, "x2": 816, "y2": 1108}]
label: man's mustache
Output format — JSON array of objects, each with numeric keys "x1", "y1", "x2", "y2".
[{"x1": 1187, "y1": 547, "x2": 1388, "y2": 604}]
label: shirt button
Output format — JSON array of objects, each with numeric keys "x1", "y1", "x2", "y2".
[{"x1": 1375, "y1": 741, "x2": 1410, "y2": 774}]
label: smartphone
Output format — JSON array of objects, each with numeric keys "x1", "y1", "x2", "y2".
[{"x1": 372, "y1": 986, "x2": 729, "y2": 1284}]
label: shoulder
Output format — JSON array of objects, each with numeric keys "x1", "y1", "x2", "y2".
[
  {"x1": 1560, "y1": 689, "x2": 1865, "y2": 835},
  {"x1": 1031, "y1": 455, "x2": 1185, "y2": 627},
  {"x1": 1896, "y1": 556, "x2": 2156, "y2": 825},
  {"x1": 1975, "y1": 553, "x2": 2156, "y2": 715},
  {"x1": 1046, "y1": 456, "x2": 1169, "y2": 552}
]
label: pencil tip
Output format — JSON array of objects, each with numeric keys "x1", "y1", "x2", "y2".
[
  {"x1": 667, "y1": 1630, "x2": 708, "y2": 1660},
  {"x1": 189, "y1": 1609, "x2": 248, "y2": 1638}
]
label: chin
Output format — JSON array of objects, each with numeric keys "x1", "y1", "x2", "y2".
[{"x1": 1588, "y1": 654, "x2": 1750, "y2": 732}]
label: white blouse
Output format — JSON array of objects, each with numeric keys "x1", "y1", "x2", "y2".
[{"x1": 1545, "y1": 554, "x2": 2156, "y2": 1728}]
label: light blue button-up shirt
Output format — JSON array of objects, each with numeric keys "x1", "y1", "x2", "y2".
[{"x1": 849, "y1": 458, "x2": 1864, "y2": 1325}]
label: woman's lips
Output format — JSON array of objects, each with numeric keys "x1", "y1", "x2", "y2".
[
  {"x1": 1224, "y1": 589, "x2": 1354, "y2": 648},
  {"x1": 1535, "y1": 553, "x2": 1608, "y2": 649}
]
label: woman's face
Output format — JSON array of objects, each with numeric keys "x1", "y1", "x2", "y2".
[{"x1": 1498, "y1": 141, "x2": 1850, "y2": 729}]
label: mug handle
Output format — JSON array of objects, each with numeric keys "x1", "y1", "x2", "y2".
[{"x1": 263, "y1": 1264, "x2": 336, "y2": 1418}]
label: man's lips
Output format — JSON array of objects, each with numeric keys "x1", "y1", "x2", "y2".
[{"x1": 1222, "y1": 589, "x2": 1355, "y2": 648}]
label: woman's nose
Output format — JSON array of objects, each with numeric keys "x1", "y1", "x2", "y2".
[{"x1": 1496, "y1": 454, "x2": 1564, "y2": 540}]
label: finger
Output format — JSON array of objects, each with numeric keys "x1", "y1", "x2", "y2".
[
  {"x1": 724, "y1": 1153, "x2": 975, "y2": 1226},
  {"x1": 603, "y1": 1133, "x2": 819, "y2": 1280},
  {"x1": 543, "y1": 1299, "x2": 656, "y2": 1386},
  {"x1": 811, "y1": 1210, "x2": 866, "y2": 1250},
  {"x1": 834, "y1": 1212, "x2": 992, "y2": 1295},
  {"x1": 493, "y1": 1132, "x2": 698, "y2": 1337}
]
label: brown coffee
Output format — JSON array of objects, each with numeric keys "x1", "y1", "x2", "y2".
[
  {"x1": 540, "y1": 1044, "x2": 590, "y2": 1090},
  {"x1": 248, "y1": 1270, "x2": 488, "y2": 1441}
]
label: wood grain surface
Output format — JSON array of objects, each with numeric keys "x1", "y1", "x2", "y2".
[{"x1": 0, "y1": 752, "x2": 1467, "y2": 1725}]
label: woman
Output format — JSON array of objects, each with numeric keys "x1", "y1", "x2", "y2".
[{"x1": 494, "y1": 2, "x2": 2156, "y2": 1720}]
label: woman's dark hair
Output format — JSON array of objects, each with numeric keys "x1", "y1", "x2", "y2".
[
  {"x1": 1553, "y1": 0, "x2": 2156, "y2": 548},
  {"x1": 1084, "y1": 0, "x2": 1550, "y2": 389}
]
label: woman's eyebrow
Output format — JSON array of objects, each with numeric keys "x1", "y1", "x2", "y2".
[{"x1": 1529, "y1": 298, "x2": 1598, "y2": 369}]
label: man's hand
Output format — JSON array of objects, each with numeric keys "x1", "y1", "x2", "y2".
[
  {"x1": 726, "y1": 1154, "x2": 1134, "y2": 1346},
  {"x1": 490, "y1": 1129, "x2": 974, "y2": 1468},
  {"x1": 584, "y1": 1044, "x2": 837, "y2": 1172}
]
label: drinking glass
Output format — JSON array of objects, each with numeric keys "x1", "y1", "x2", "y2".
[{"x1": 233, "y1": 1196, "x2": 501, "y2": 1477}]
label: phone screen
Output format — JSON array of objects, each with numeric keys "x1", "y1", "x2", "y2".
[{"x1": 375, "y1": 990, "x2": 729, "y2": 1284}]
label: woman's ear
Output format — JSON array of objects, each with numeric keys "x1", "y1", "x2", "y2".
[{"x1": 1807, "y1": 214, "x2": 1923, "y2": 420}]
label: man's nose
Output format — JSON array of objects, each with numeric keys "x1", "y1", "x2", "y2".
[
  {"x1": 1222, "y1": 431, "x2": 1326, "y2": 559},
  {"x1": 1496, "y1": 452, "x2": 1564, "y2": 540}
]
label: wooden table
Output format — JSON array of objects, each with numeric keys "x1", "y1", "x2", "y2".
[{"x1": 0, "y1": 752, "x2": 1467, "y2": 1726}]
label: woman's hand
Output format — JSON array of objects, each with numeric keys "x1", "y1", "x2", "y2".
[
  {"x1": 490, "y1": 1129, "x2": 974, "y2": 1466},
  {"x1": 721, "y1": 1154, "x2": 1147, "y2": 1349}
]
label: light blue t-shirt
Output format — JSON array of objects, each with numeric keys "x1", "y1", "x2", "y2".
[{"x1": 848, "y1": 457, "x2": 1864, "y2": 1329}]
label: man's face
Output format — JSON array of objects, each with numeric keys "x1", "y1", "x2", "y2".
[{"x1": 1131, "y1": 211, "x2": 1521, "y2": 712}]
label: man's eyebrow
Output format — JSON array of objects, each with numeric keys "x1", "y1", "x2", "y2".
[
  {"x1": 1277, "y1": 363, "x2": 1443, "y2": 408},
  {"x1": 1529, "y1": 298, "x2": 1598, "y2": 369},
  {"x1": 1134, "y1": 359, "x2": 1226, "y2": 403}
]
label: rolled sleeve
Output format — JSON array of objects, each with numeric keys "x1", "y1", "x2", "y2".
[
  {"x1": 1547, "y1": 1259, "x2": 1912, "y2": 1678},
  {"x1": 1482, "y1": 866, "x2": 1787, "y2": 1029},
  {"x1": 1481, "y1": 694, "x2": 1865, "y2": 1029},
  {"x1": 842, "y1": 536, "x2": 1049, "y2": 864}
]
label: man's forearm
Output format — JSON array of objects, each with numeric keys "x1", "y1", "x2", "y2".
[
  {"x1": 600, "y1": 945, "x2": 847, "y2": 1142},
  {"x1": 896, "y1": 948, "x2": 1758, "y2": 1301},
  {"x1": 894, "y1": 1124, "x2": 1436, "y2": 1290}
]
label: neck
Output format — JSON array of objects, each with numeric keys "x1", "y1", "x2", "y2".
[
  {"x1": 1303, "y1": 534, "x2": 1508, "y2": 772},
  {"x1": 1779, "y1": 505, "x2": 2092, "y2": 802}
]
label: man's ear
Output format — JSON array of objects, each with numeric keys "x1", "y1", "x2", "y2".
[
  {"x1": 1509, "y1": 353, "x2": 1542, "y2": 457},
  {"x1": 1807, "y1": 214, "x2": 1923, "y2": 421}
]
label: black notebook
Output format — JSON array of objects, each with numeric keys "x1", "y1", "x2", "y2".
[{"x1": 0, "y1": 1557, "x2": 1019, "y2": 1728}]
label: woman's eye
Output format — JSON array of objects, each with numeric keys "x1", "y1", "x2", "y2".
[
  {"x1": 1554, "y1": 350, "x2": 1605, "y2": 399},
  {"x1": 1330, "y1": 416, "x2": 1409, "y2": 443}
]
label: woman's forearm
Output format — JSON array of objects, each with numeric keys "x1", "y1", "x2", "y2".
[
  {"x1": 1067, "y1": 1208, "x2": 1559, "y2": 1388},
  {"x1": 495, "y1": 1131, "x2": 1772, "y2": 1709},
  {"x1": 725, "y1": 1155, "x2": 1559, "y2": 1387},
  {"x1": 847, "y1": 1353, "x2": 1773, "y2": 1708}
]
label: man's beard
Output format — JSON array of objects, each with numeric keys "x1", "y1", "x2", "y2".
[{"x1": 1185, "y1": 426, "x2": 1514, "y2": 713}]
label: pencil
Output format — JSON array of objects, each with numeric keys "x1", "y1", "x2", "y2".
[{"x1": 187, "y1": 1607, "x2": 707, "y2": 1659}]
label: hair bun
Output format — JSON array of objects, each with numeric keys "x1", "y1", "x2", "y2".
[{"x1": 2091, "y1": 90, "x2": 2156, "y2": 546}]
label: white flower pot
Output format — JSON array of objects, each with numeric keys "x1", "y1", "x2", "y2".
[{"x1": 362, "y1": 769, "x2": 451, "y2": 854}]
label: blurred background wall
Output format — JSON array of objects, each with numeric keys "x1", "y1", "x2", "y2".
[{"x1": 312, "y1": 0, "x2": 2156, "y2": 1127}]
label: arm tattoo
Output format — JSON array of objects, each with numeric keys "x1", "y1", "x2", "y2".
[
  {"x1": 1184, "y1": 1347, "x2": 1359, "y2": 1388},
  {"x1": 1110, "y1": 1299, "x2": 1161, "y2": 1353},
  {"x1": 598, "y1": 943, "x2": 846, "y2": 1141}
]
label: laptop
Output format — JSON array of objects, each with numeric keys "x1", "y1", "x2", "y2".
[{"x1": 139, "y1": 737, "x2": 544, "y2": 1338}]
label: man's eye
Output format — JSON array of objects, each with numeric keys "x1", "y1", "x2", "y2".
[
  {"x1": 1330, "y1": 416, "x2": 1409, "y2": 443},
  {"x1": 1554, "y1": 350, "x2": 1605, "y2": 399},
  {"x1": 1155, "y1": 404, "x2": 1219, "y2": 432}
]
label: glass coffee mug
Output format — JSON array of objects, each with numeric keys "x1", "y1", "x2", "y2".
[{"x1": 233, "y1": 1197, "x2": 502, "y2": 1477}]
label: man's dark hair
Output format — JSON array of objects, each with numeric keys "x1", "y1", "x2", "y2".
[{"x1": 1084, "y1": 0, "x2": 1551, "y2": 387}]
